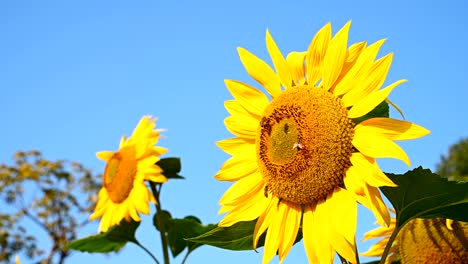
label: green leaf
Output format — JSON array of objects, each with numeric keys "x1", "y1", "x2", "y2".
[
  {"x1": 166, "y1": 216, "x2": 217, "y2": 257},
  {"x1": 186, "y1": 220, "x2": 302, "y2": 251},
  {"x1": 153, "y1": 210, "x2": 172, "y2": 231},
  {"x1": 378, "y1": 167, "x2": 468, "y2": 263},
  {"x1": 352, "y1": 100, "x2": 389, "y2": 125},
  {"x1": 157, "y1": 157, "x2": 184, "y2": 179},
  {"x1": 153, "y1": 212, "x2": 217, "y2": 257},
  {"x1": 381, "y1": 167, "x2": 468, "y2": 224},
  {"x1": 64, "y1": 219, "x2": 140, "y2": 253}
]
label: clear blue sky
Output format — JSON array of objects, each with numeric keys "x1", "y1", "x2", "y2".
[{"x1": 2, "y1": 1, "x2": 467, "y2": 263}]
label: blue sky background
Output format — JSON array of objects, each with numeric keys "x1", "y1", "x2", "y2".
[{"x1": 2, "y1": 1, "x2": 467, "y2": 263}]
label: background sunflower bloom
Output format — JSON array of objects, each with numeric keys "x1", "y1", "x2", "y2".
[{"x1": 90, "y1": 115, "x2": 168, "y2": 232}]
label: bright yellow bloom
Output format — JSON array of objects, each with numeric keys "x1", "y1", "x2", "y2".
[
  {"x1": 362, "y1": 216, "x2": 468, "y2": 263},
  {"x1": 90, "y1": 116, "x2": 168, "y2": 232},
  {"x1": 216, "y1": 21, "x2": 430, "y2": 264}
]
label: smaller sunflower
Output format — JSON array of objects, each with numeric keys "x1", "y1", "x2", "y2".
[
  {"x1": 90, "y1": 116, "x2": 168, "y2": 232},
  {"x1": 362, "y1": 213, "x2": 468, "y2": 263}
]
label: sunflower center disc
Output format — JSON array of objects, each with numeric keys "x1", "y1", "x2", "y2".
[
  {"x1": 103, "y1": 145, "x2": 137, "y2": 203},
  {"x1": 257, "y1": 86, "x2": 354, "y2": 205}
]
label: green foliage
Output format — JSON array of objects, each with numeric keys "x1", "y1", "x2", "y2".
[
  {"x1": 436, "y1": 137, "x2": 468, "y2": 181},
  {"x1": 157, "y1": 157, "x2": 184, "y2": 179},
  {"x1": 378, "y1": 167, "x2": 468, "y2": 263},
  {"x1": 0, "y1": 150, "x2": 100, "y2": 263},
  {"x1": 187, "y1": 220, "x2": 302, "y2": 251},
  {"x1": 381, "y1": 167, "x2": 468, "y2": 224},
  {"x1": 154, "y1": 211, "x2": 217, "y2": 257},
  {"x1": 352, "y1": 100, "x2": 389, "y2": 125},
  {"x1": 64, "y1": 220, "x2": 139, "y2": 253}
]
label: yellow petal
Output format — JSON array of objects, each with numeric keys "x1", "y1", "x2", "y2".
[
  {"x1": 360, "y1": 237, "x2": 389, "y2": 256},
  {"x1": 237, "y1": 47, "x2": 282, "y2": 98},
  {"x1": 347, "y1": 79, "x2": 406, "y2": 117},
  {"x1": 219, "y1": 171, "x2": 263, "y2": 205},
  {"x1": 96, "y1": 151, "x2": 114, "y2": 161},
  {"x1": 331, "y1": 41, "x2": 367, "y2": 93},
  {"x1": 361, "y1": 222, "x2": 395, "y2": 241},
  {"x1": 262, "y1": 200, "x2": 283, "y2": 264},
  {"x1": 353, "y1": 125, "x2": 411, "y2": 166},
  {"x1": 215, "y1": 150, "x2": 257, "y2": 181},
  {"x1": 224, "y1": 100, "x2": 248, "y2": 117},
  {"x1": 322, "y1": 21, "x2": 351, "y2": 91},
  {"x1": 146, "y1": 174, "x2": 167, "y2": 183},
  {"x1": 344, "y1": 171, "x2": 390, "y2": 226},
  {"x1": 225, "y1": 80, "x2": 270, "y2": 118},
  {"x1": 286, "y1": 51, "x2": 306, "y2": 86},
  {"x1": 343, "y1": 53, "x2": 394, "y2": 106},
  {"x1": 333, "y1": 39, "x2": 386, "y2": 96},
  {"x1": 357, "y1": 117, "x2": 430, "y2": 141},
  {"x1": 446, "y1": 219, "x2": 454, "y2": 230},
  {"x1": 318, "y1": 188, "x2": 357, "y2": 263},
  {"x1": 224, "y1": 113, "x2": 258, "y2": 140},
  {"x1": 216, "y1": 137, "x2": 255, "y2": 155},
  {"x1": 219, "y1": 189, "x2": 268, "y2": 227},
  {"x1": 254, "y1": 196, "x2": 278, "y2": 249},
  {"x1": 304, "y1": 204, "x2": 335, "y2": 264},
  {"x1": 278, "y1": 202, "x2": 301, "y2": 262},
  {"x1": 306, "y1": 23, "x2": 332, "y2": 86},
  {"x1": 350, "y1": 153, "x2": 396, "y2": 187},
  {"x1": 302, "y1": 205, "x2": 320, "y2": 263},
  {"x1": 266, "y1": 30, "x2": 293, "y2": 89}
]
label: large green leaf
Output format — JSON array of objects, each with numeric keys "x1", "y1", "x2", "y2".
[
  {"x1": 187, "y1": 220, "x2": 302, "y2": 251},
  {"x1": 381, "y1": 167, "x2": 468, "y2": 224},
  {"x1": 377, "y1": 167, "x2": 468, "y2": 263},
  {"x1": 156, "y1": 157, "x2": 184, "y2": 179},
  {"x1": 64, "y1": 220, "x2": 139, "y2": 253}
]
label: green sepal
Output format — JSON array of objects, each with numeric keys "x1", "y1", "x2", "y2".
[
  {"x1": 63, "y1": 219, "x2": 140, "y2": 253},
  {"x1": 156, "y1": 157, "x2": 184, "y2": 179},
  {"x1": 186, "y1": 220, "x2": 302, "y2": 251},
  {"x1": 352, "y1": 100, "x2": 389, "y2": 125}
]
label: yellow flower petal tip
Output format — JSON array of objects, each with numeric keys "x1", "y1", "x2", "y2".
[{"x1": 217, "y1": 22, "x2": 427, "y2": 264}]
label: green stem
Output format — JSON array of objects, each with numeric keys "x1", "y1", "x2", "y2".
[
  {"x1": 181, "y1": 249, "x2": 192, "y2": 264},
  {"x1": 354, "y1": 240, "x2": 361, "y2": 264},
  {"x1": 379, "y1": 220, "x2": 400, "y2": 264},
  {"x1": 150, "y1": 182, "x2": 171, "y2": 264},
  {"x1": 133, "y1": 240, "x2": 160, "y2": 264}
]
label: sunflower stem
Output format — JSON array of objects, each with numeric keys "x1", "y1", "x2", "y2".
[
  {"x1": 132, "y1": 240, "x2": 161, "y2": 264},
  {"x1": 150, "y1": 182, "x2": 171, "y2": 264},
  {"x1": 354, "y1": 241, "x2": 361, "y2": 264},
  {"x1": 181, "y1": 249, "x2": 193, "y2": 264},
  {"x1": 379, "y1": 219, "x2": 400, "y2": 264}
]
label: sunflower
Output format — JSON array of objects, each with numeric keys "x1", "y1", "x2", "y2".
[
  {"x1": 362, "y1": 215, "x2": 468, "y2": 263},
  {"x1": 90, "y1": 115, "x2": 168, "y2": 232},
  {"x1": 216, "y1": 21, "x2": 430, "y2": 263}
]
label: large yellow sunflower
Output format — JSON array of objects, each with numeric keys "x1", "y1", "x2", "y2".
[
  {"x1": 90, "y1": 115, "x2": 168, "y2": 232},
  {"x1": 216, "y1": 21, "x2": 430, "y2": 263}
]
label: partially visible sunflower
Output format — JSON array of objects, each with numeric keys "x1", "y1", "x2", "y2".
[
  {"x1": 216, "y1": 21, "x2": 430, "y2": 263},
  {"x1": 90, "y1": 116, "x2": 168, "y2": 232},
  {"x1": 362, "y1": 215, "x2": 468, "y2": 263}
]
